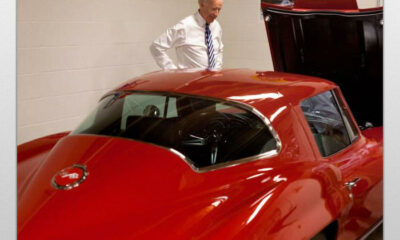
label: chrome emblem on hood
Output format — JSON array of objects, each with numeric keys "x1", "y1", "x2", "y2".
[{"x1": 51, "y1": 164, "x2": 88, "y2": 190}]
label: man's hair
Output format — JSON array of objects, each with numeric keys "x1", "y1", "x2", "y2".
[{"x1": 198, "y1": 0, "x2": 210, "y2": 4}]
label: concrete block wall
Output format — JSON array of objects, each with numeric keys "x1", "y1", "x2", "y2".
[
  {"x1": 219, "y1": 0, "x2": 272, "y2": 70},
  {"x1": 17, "y1": 0, "x2": 275, "y2": 144}
]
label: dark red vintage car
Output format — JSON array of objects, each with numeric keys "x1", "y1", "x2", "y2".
[{"x1": 17, "y1": 0, "x2": 382, "y2": 239}]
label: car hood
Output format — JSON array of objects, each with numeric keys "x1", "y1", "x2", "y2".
[
  {"x1": 261, "y1": 1, "x2": 383, "y2": 76},
  {"x1": 17, "y1": 135, "x2": 279, "y2": 239},
  {"x1": 261, "y1": 0, "x2": 383, "y2": 127}
]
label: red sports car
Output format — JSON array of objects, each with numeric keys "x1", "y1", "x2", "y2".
[{"x1": 18, "y1": 0, "x2": 382, "y2": 239}]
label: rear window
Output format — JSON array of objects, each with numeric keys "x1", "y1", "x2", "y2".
[{"x1": 72, "y1": 92, "x2": 278, "y2": 169}]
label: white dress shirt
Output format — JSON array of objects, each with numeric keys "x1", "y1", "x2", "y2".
[{"x1": 150, "y1": 11, "x2": 223, "y2": 70}]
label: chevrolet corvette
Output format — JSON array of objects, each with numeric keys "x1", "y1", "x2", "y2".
[{"x1": 17, "y1": 0, "x2": 382, "y2": 239}]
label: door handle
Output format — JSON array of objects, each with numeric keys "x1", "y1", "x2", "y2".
[{"x1": 345, "y1": 177, "x2": 360, "y2": 191}]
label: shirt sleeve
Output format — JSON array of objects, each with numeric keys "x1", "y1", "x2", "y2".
[
  {"x1": 214, "y1": 26, "x2": 223, "y2": 69},
  {"x1": 149, "y1": 24, "x2": 185, "y2": 70}
]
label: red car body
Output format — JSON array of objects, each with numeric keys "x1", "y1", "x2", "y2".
[
  {"x1": 18, "y1": 0, "x2": 382, "y2": 239},
  {"x1": 18, "y1": 69, "x2": 382, "y2": 240}
]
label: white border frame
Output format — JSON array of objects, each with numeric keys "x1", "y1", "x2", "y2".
[
  {"x1": 0, "y1": 1, "x2": 16, "y2": 239},
  {"x1": 385, "y1": 0, "x2": 400, "y2": 239}
]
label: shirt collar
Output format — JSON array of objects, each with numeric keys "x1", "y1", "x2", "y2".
[{"x1": 195, "y1": 10, "x2": 208, "y2": 27}]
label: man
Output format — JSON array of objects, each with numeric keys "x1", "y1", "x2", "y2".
[{"x1": 150, "y1": 0, "x2": 224, "y2": 70}]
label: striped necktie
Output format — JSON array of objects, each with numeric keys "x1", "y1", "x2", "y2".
[{"x1": 205, "y1": 23, "x2": 215, "y2": 69}]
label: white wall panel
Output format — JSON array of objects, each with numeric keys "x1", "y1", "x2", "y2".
[
  {"x1": 17, "y1": 0, "x2": 273, "y2": 144},
  {"x1": 218, "y1": 0, "x2": 273, "y2": 70}
]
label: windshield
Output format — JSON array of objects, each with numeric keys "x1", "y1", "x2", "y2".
[{"x1": 72, "y1": 91, "x2": 278, "y2": 168}]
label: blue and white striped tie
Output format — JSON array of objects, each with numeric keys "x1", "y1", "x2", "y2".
[{"x1": 205, "y1": 23, "x2": 215, "y2": 69}]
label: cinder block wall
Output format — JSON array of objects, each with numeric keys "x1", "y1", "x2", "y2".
[
  {"x1": 218, "y1": 0, "x2": 272, "y2": 70},
  {"x1": 17, "y1": 0, "x2": 274, "y2": 144}
]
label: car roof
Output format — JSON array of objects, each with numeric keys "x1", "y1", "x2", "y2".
[{"x1": 112, "y1": 68, "x2": 336, "y2": 110}]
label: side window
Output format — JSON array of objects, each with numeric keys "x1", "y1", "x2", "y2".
[
  {"x1": 301, "y1": 90, "x2": 352, "y2": 157},
  {"x1": 166, "y1": 97, "x2": 178, "y2": 118}
]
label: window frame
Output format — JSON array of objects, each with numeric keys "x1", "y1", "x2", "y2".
[{"x1": 331, "y1": 88, "x2": 360, "y2": 143}]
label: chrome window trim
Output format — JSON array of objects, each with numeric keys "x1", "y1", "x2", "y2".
[
  {"x1": 185, "y1": 149, "x2": 280, "y2": 173},
  {"x1": 359, "y1": 219, "x2": 382, "y2": 240},
  {"x1": 331, "y1": 89, "x2": 359, "y2": 142}
]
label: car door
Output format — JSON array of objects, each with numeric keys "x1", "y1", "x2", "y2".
[{"x1": 299, "y1": 88, "x2": 382, "y2": 239}]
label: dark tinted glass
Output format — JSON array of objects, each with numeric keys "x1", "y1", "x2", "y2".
[
  {"x1": 301, "y1": 91, "x2": 351, "y2": 157},
  {"x1": 72, "y1": 92, "x2": 277, "y2": 168}
]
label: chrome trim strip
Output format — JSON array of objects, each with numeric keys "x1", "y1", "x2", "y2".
[
  {"x1": 168, "y1": 148, "x2": 279, "y2": 174},
  {"x1": 359, "y1": 219, "x2": 382, "y2": 240},
  {"x1": 331, "y1": 89, "x2": 360, "y2": 142},
  {"x1": 248, "y1": 105, "x2": 282, "y2": 154},
  {"x1": 51, "y1": 164, "x2": 89, "y2": 190}
]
